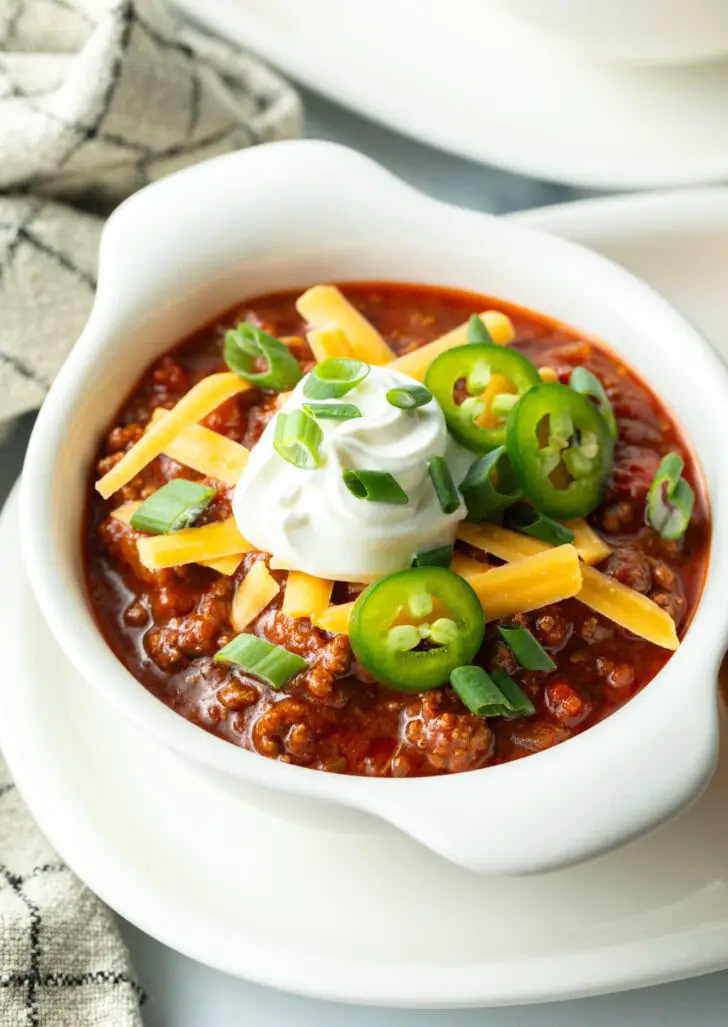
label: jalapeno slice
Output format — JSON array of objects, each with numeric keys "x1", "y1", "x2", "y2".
[
  {"x1": 506, "y1": 382, "x2": 614, "y2": 519},
  {"x1": 349, "y1": 567, "x2": 485, "y2": 692},
  {"x1": 425, "y1": 343, "x2": 540, "y2": 453}
]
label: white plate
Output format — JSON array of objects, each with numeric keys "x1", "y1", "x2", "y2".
[
  {"x1": 4, "y1": 188, "x2": 728, "y2": 1007},
  {"x1": 174, "y1": 0, "x2": 728, "y2": 190}
]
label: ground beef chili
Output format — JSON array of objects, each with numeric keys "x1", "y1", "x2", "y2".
[{"x1": 84, "y1": 283, "x2": 710, "y2": 777}]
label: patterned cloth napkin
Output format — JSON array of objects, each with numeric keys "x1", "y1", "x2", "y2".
[{"x1": 0, "y1": 0, "x2": 301, "y2": 1022}]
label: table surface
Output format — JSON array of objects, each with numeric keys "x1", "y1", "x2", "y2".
[{"x1": 3, "y1": 86, "x2": 728, "y2": 1027}]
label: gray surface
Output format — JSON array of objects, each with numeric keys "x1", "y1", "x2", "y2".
[{"x1": 2, "y1": 86, "x2": 728, "y2": 1025}]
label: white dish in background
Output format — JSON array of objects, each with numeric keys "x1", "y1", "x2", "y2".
[
  {"x1": 3, "y1": 188, "x2": 728, "y2": 1006},
  {"x1": 175, "y1": 0, "x2": 728, "y2": 190},
  {"x1": 494, "y1": 0, "x2": 728, "y2": 65},
  {"x1": 19, "y1": 141, "x2": 728, "y2": 877}
]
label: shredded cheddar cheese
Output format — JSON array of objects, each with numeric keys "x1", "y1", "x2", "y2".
[
  {"x1": 230, "y1": 560, "x2": 279, "y2": 632},
  {"x1": 282, "y1": 572, "x2": 334, "y2": 619},
  {"x1": 466, "y1": 545, "x2": 583, "y2": 621},
  {"x1": 149, "y1": 408, "x2": 248, "y2": 486},
  {"x1": 458, "y1": 522, "x2": 678, "y2": 649},
  {"x1": 311, "y1": 601, "x2": 356, "y2": 634},
  {"x1": 388, "y1": 310, "x2": 515, "y2": 382},
  {"x1": 96, "y1": 372, "x2": 249, "y2": 499},
  {"x1": 137, "y1": 517, "x2": 252, "y2": 571},
  {"x1": 297, "y1": 285, "x2": 394, "y2": 365}
]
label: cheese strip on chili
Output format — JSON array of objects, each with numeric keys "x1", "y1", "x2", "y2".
[
  {"x1": 577, "y1": 565, "x2": 679, "y2": 651},
  {"x1": 311, "y1": 601, "x2": 356, "y2": 634},
  {"x1": 149, "y1": 408, "x2": 248, "y2": 486},
  {"x1": 204, "y1": 554, "x2": 243, "y2": 576},
  {"x1": 450, "y1": 552, "x2": 489, "y2": 578},
  {"x1": 297, "y1": 285, "x2": 394, "y2": 365},
  {"x1": 230, "y1": 560, "x2": 279, "y2": 632},
  {"x1": 466, "y1": 545, "x2": 582, "y2": 621},
  {"x1": 562, "y1": 518, "x2": 611, "y2": 565},
  {"x1": 388, "y1": 311, "x2": 515, "y2": 382},
  {"x1": 307, "y1": 327, "x2": 355, "y2": 363},
  {"x1": 96, "y1": 372, "x2": 249, "y2": 499},
  {"x1": 111, "y1": 503, "x2": 247, "y2": 575},
  {"x1": 109, "y1": 501, "x2": 142, "y2": 526},
  {"x1": 282, "y1": 572, "x2": 334, "y2": 619},
  {"x1": 458, "y1": 522, "x2": 678, "y2": 650},
  {"x1": 458, "y1": 522, "x2": 544, "y2": 561},
  {"x1": 137, "y1": 518, "x2": 253, "y2": 571}
]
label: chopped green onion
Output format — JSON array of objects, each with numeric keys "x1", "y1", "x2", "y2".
[
  {"x1": 413, "y1": 544, "x2": 454, "y2": 568},
  {"x1": 386, "y1": 384, "x2": 433, "y2": 410},
  {"x1": 646, "y1": 452, "x2": 695, "y2": 541},
  {"x1": 505, "y1": 504, "x2": 575, "y2": 546},
  {"x1": 273, "y1": 409, "x2": 323, "y2": 470},
  {"x1": 490, "y1": 669, "x2": 536, "y2": 717},
  {"x1": 451, "y1": 665, "x2": 510, "y2": 716},
  {"x1": 497, "y1": 625, "x2": 556, "y2": 671},
  {"x1": 303, "y1": 358, "x2": 370, "y2": 399},
  {"x1": 224, "y1": 322, "x2": 303, "y2": 391},
  {"x1": 302, "y1": 402, "x2": 361, "y2": 421},
  {"x1": 130, "y1": 479, "x2": 216, "y2": 534},
  {"x1": 215, "y1": 634, "x2": 308, "y2": 688},
  {"x1": 569, "y1": 367, "x2": 617, "y2": 439},
  {"x1": 459, "y1": 446, "x2": 522, "y2": 521},
  {"x1": 343, "y1": 469, "x2": 408, "y2": 504},
  {"x1": 466, "y1": 315, "x2": 494, "y2": 345},
  {"x1": 428, "y1": 456, "x2": 460, "y2": 515},
  {"x1": 451, "y1": 665, "x2": 537, "y2": 718}
]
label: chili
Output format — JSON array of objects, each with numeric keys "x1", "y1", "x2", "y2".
[{"x1": 83, "y1": 282, "x2": 710, "y2": 778}]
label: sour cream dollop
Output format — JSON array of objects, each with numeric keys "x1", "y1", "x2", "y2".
[{"x1": 233, "y1": 364, "x2": 469, "y2": 582}]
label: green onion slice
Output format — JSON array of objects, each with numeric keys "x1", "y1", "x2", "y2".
[
  {"x1": 451, "y1": 666, "x2": 505, "y2": 715},
  {"x1": 273, "y1": 409, "x2": 324, "y2": 470},
  {"x1": 646, "y1": 452, "x2": 695, "y2": 541},
  {"x1": 302, "y1": 402, "x2": 361, "y2": 421},
  {"x1": 569, "y1": 367, "x2": 617, "y2": 439},
  {"x1": 497, "y1": 625, "x2": 556, "y2": 671},
  {"x1": 451, "y1": 665, "x2": 537, "y2": 718},
  {"x1": 303, "y1": 358, "x2": 370, "y2": 399},
  {"x1": 386, "y1": 384, "x2": 433, "y2": 409},
  {"x1": 215, "y1": 634, "x2": 308, "y2": 688},
  {"x1": 459, "y1": 446, "x2": 522, "y2": 521},
  {"x1": 505, "y1": 504, "x2": 575, "y2": 546},
  {"x1": 466, "y1": 315, "x2": 494, "y2": 345},
  {"x1": 130, "y1": 479, "x2": 216, "y2": 534},
  {"x1": 343, "y1": 469, "x2": 408, "y2": 504},
  {"x1": 428, "y1": 456, "x2": 461, "y2": 515},
  {"x1": 224, "y1": 322, "x2": 303, "y2": 391},
  {"x1": 490, "y1": 669, "x2": 536, "y2": 717},
  {"x1": 413, "y1": 544, "x2": 454, "y2": 568}
]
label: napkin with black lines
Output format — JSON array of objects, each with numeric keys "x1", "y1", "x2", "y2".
[
  {"x1": 0, "y1": 0, "x2": 301, "y2": 1023},
  {"x1": 0, "y1": 0, "x2": 301, "y2": 426}
]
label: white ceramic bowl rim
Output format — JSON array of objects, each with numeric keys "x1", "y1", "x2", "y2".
[{"x1": 19, "y1": 140, "x2": 728, "y2": 874}]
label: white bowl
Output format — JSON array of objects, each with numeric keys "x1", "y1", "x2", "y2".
[
  {"x1": 19, "y1": 141, "x2": 728, "y2": 874},
  {"x1": 494, "y1": 0, "x2": 728, "y2": 65}
]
